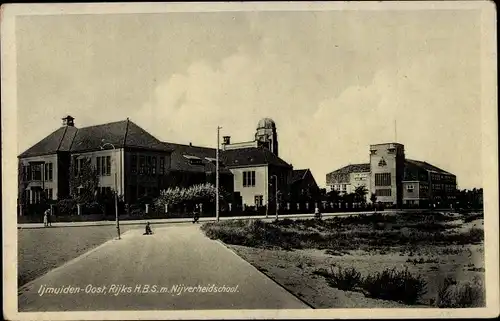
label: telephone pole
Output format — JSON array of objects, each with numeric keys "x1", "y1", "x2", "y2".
[{"x1": 216, "y1": 126, "x2": 222, "y2": 222}]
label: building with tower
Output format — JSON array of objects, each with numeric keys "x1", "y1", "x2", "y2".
[
  {"x1": 221, "y1": 117, "x2": 319, "y2": 208},
  {"x1": 18, "y1": 115, "x2": 318, "y2": 216},
  {"x1": 326, "y1": 142, "x2": 457, "y2": 207}
]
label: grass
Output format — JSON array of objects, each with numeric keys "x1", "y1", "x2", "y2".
[
  {"x1": 314, "y1": 265, "x2": 428, "y2": 305},
  {"x1": 436, "y1": 276, "x2": 485, "y2": 308},
  {"x1": 18, "y1": 225, "x2": 135, "y2": 287},
  {"x1": 201, "y1": 212, "x2": 483, "y2": 252}
]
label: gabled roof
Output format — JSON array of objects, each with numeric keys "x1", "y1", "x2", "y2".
[
  {"x1": 220, "y1": 147, "x2": 292, "y2": 168},
  {"x1": 290, "y1": 169, "x2": 309, "y2": 184},
  {"x1": 160, "y1": 142, "x2": 232, "y2": 174},
  {"x1": 19, "y1": 119, "x2": 172, "y2": 158},
  {"x1": 405, "y1": 159, "x2": 454, "y2": 176},
  {"x1": 18, "y1": 126, "x2": 78, "y2": 158},
  {"x1": 71, "y1": 120, "x2": 170, "y2": 153}
]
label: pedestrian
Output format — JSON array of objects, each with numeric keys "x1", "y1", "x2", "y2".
[
  {"x1": 315, "y1": 206, "x2": 322, "y2": 220},
  {"x1": 144, "y1": 222, "x2": 153, "y2": 235},
  {"x1": 43, "y1": 208, "x2": 49, "y2": 227},
  {"x1": 47, "y1": 207, "x2": 52, "y2": 227},
  {"x1": 192, "y1": 204, "x2": 200, "y2": 224}
]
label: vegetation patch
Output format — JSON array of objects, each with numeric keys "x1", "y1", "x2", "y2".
[{"x1": 436, "y1": 276, "x2": 485, "y2": 308}]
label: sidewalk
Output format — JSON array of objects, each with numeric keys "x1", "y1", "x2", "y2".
[
  {"x1": 18, "y1": 225, "x2": 311, "y2": 311},
  {"x1": 17, "y1": 211, "x2": 400, "y2": 229}
]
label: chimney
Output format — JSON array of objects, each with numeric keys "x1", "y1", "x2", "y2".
[
  {"x1": 189, "y1": 142, "x2": 192, "y2": 147},
  {"x1": 62, "y1": 115, "x2": 75, "y2": 126},
  {"x1": 223, "y1": 136, "x2": 231, "y2": 145}
]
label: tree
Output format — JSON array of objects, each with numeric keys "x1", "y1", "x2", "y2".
[
  {"x1": 326, "y1": 189, "x2": 341, "y2": 202},
  {"x1": 70, "y1": 158, "x2": 99, "y2": 204},
  {"x1": 354, "y1": 185, "x2": 368, "y2": 203},
  {"x1": 370, "y1": 193, "x2": 377, "y2": 204}
]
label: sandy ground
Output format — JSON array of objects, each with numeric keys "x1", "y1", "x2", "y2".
[{"x1": 228, "y1": 218, "x2": 485, "y2": 309}]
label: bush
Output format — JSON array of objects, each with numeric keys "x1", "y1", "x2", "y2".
[
  {"x1": 324, "y1": 266, "x2": 362, "y2": 291},
  {"x1": 56, "y1": 198, "x2": 77, "y2": 216},
  {"x1": 436, "y1": 276, "x2": 485, "y2": 308},
  {"x1": 361, "y1": 267, "x2": 427, "y2": 304}
]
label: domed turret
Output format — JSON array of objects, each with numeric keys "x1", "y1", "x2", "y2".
[
  {"x1": 255, "y1": 118, "x2": 278, "y2": 156},
  {"x1": 257, "y1": 118, "x2": 276, "y2": 130}
]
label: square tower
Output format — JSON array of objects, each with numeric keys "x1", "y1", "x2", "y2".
[{"x1": 369, "y1": 143, "x2": 405, "y2": 206}]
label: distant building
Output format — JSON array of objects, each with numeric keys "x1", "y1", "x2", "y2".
[{"x1": 326, "y1": 143, "x2": 457, "y2": 207}]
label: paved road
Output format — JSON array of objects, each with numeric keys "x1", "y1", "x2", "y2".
[
  {"x1": 18, "y1": 210, "x2": 420, "y2": 229},
  {"x1": 18, "y1": 225, "x2": 310, "y2": 311}
]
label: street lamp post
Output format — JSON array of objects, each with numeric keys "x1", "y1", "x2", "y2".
[
  {"x1": 101, "y1": 140, "x2": 120, "y2": 240},
  {"x1": 216, "y1": 126, "x2": 222, "y2": 222},
  {"x1": 271, "y1": 174, "x2": 278, "y2": 221}
]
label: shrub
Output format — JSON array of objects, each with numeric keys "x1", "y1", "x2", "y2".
[
  {"x1": 55, "y1": 198, "x2": 77, "y2": 216},
  {"x1": 436, "y1": 276, "x2": 485, "y2": 308},
  {"x1": 325, "y1": 266, "x2": 362, "y2": 291},
  {"x1": 361, "y1": 267, "x2": 427, "y2": 304}
]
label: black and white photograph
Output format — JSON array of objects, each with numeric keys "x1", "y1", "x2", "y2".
[{"x1": 2, "y1": 1, "x2": 498, "y2": 320}]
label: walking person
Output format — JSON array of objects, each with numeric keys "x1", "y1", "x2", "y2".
[
  {"x1": 47, "y1": 207, "x2": 52, "y2": 227},
  {"x1": 315, "y1": 205, "x2": 322, "y2": 220},
  {"x1": 43, "y1": 208, "x2": 49, "y2": 227},
  {"x1": 192, "y1": 204, "x2": 200, "y2": 224}
]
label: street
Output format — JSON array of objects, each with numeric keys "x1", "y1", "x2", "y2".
[{"x1": 18, "y1": 224, "x2": 310, "y2": 311}]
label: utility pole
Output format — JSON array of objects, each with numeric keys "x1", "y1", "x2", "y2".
[
  {"x1": 101, "y1": 140, "x2": 120, "y2": 240},
  {"x1": 216, "y1": 126, "x2": 222, "y2": 222},
  {"x1": 271, "y1": 175, "x2": 278, "y2": 220}
]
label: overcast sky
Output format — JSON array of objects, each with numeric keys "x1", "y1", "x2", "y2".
[{"x1": 16, "y1": 9, "x2": 483, "y2": 189}]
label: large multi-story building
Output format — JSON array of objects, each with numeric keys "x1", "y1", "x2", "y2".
[
  {"x1": 326, "y1": 143, "x2": 457, "y2": 207},
  {"x1": 18, "y1": 116, "x2": 319, "y2": 214}
]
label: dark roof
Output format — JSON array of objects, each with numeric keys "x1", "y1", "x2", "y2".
[
  {"x1": 326, "y1": 163, "x2": 370, "y2": 184},
  {"x1": 405, "y1": 159, "x2": 454, "y2": 175},
  {"x1": 19, "y1": 119, "x2": 172, "y2": 157},
  {"x1": 161, "y1": 142, "x2": 232, "y2": 174},
  {"x1": 220, "y1": 147, "x2": 292, "y2": 168},
  {"x1": 19, "y1": 126, "x2": 78, "y2": 158},
  {"x1": 291, "y1": 169, "x2": 309, "y2": 184},
  {"x1": 327, "y1": 163, "x2": 370, "y2": 176}
]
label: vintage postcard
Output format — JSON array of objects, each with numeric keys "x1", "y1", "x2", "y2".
[{"x1": 2, "y1": 1, "x2": 498, "y2": 320}]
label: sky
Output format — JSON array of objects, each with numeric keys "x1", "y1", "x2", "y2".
[{"x1": 15, "y1": 8, "x2": 483, "y2": 189}]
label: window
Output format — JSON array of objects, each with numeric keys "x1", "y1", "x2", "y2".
[
  {"x1": 243, "y1": 171, "x2": 256, "y2": 187},
  {"x1": 146, "y1": 156, "x2": 151, "y2": 175},
  {"x1": 406, "y1": 184, "x2": 414, "y2": 192},
  {"x1": 255, "y1": 195, "x2": 263, "y2": 207},
  {"x1": 342, "y1": 184, "x2": 347, "y2": 191},
  {"x1": 106, "y1": 156, "x2": 111, "y2": 176},
  {"x1": 375, "y1": 189, "x2": 392, "y2": 196},
  {"x1": 375, "y1": 173, "x2": 391, "y2": 186},
  {"x1": 159, "y1": 157, "x2": 165, "y2": 175},
  {"x1": 152, "y1": 157, "x2": 157, "y2": 175},
  {"x1": 96, "y1": 157, "x2": 101, "y2": 175},
  {"x1": 139, "y1": 156, "x2": 145, "y2": 175},
  {"x1": 131, "y1": 155, "x2": 137, "y2": 174},
  {"x1": 44, "y1": 188, "x2": 53, "y2": 200},
  {"x1": 31, "y1": 164, "x2": 42, "y2": 180},
  {"x1": 44, "y1": 163, "x2": 53, "y2": 181}
]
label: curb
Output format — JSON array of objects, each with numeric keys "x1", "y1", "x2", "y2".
[{"x1": 213, "y1": 239, "x2": 314, "y2": 309}]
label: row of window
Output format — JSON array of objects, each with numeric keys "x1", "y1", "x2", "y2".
[
  {"x1": 332, "y1": 184, "x2": 348, "y2": 191},
  {"x1": 23, "y1": 188, "x2": 52, "y2": 204},
  {"x1": 95, "y1": 156, "x2": 112, "y2": 176},
  {"x1": 375, "y1": 189, "x2": 392, "y2": 197},
  {"x1": 374, "y1": 173, "x2": 391, "y2": 186},
  {"x1": 21, "y1": 163, "x2": 53, "y2": 182},
  {"x1": 131, "y1": 155, "x2": 165, "y2": 176}
]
